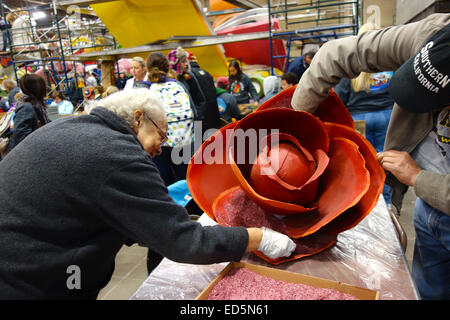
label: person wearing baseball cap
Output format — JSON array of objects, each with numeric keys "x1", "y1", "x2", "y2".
[
  {"x1": 216, "y1": 76, "x2": 229, "y2": 88},
  {"x1": 388, "y1": 24, "x2": 450, "y2": 113},
  {"x1": 216, "y1": 76, "x2": 242, "y2": 123},
  {"x1": 291, "y1": 14, "x2": 450, "y2": 299}
]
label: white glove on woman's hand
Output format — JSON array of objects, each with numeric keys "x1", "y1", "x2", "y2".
[{"x1": 257, "y1": 227, "x2": 296, "y2": 259}]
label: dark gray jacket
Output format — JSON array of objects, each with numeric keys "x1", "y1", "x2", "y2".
[
  {"x1": 229, "y1": 73, "x2": 260, "y2": 104},
  {"x1": 216, "y1": 88, "x2": 242, "y2": 123},
  {"x1": 333, "y1": 77, "x2": 394, "y2": 115},
  {"x1": 0, "y1": 107, "x2": 248, "y2": 299}
]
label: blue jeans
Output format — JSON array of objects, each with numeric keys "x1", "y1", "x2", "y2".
[
  {"x1": 412, "y1": 198, "x2": 450, "y2": 299},
  {"x1": 352, "y1": 108, "x2": 392, "y2": 204}
]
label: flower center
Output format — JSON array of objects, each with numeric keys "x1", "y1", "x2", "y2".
[{"x1": 269, "y1": 142, "x2": 316, "y2": 188}]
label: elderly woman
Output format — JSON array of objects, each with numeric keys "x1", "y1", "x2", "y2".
[
  {"x1": 0, "y1": 89, "x2": 294, "y2": 299},
  {"x1": 123, "y1": 56, "x2": 148, "y2": 90}
]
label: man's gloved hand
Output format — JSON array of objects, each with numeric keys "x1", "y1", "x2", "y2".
[{"x1": 257, "y1": 227, "x2": 296, "y2": 259}]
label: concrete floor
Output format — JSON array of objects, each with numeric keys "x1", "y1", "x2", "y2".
[
  {"x1": 97, "y1": 244, "x2": 148, "y2": 300},
  {"x1": 97, "y1": 189, "x2": 418, "y2": 300}
]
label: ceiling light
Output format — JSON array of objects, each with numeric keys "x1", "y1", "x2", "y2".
[{"x1": 32, "y1": 11, "x2": 46, "y2": 20}]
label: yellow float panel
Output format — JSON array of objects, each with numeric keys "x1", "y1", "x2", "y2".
[{"x1": 90, "y1": 0, "x2": 228, "y2": 76}]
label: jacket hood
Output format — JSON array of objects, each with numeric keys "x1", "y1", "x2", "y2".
[{"x1": 263, "y1": 76, "x2": 281, "y2": 96}]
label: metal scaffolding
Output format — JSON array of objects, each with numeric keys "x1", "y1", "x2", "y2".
[
  {"x1": 0, "y1": 0, "x2": 117, "y2": 103},
  {"x1": 267, "y1": 0, "x2": 360, "y2": 74}
]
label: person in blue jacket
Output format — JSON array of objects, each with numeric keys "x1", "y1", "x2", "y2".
[
  {"x1": 47, "y1": 91, "x2": 74, "y2": 121},
  {"x1": 287, "y1": 50, "x2": 317, "y2": 81},
  {"x1": 334, "y1": 73, "x2": 395, "y2": 152}
]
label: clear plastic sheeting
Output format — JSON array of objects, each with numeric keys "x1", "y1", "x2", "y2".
[
  {"x1": 131, "y1": 261, "x2": 228, "y2": 300},
  {"x1": 130, "y1": 196, "x2": 419, "y2": 300}
]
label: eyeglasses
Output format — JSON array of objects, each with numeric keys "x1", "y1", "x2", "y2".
[{"x1": 145, "y1": 114, "x2": 168, "y2": 145}]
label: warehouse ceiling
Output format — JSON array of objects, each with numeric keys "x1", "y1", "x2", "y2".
[
  {"x1": 0, "y1": 0, "x2": 100, "y2": 27},
  {"x1": 1, "y1": 0, "x2": 51, "y2": 10}
]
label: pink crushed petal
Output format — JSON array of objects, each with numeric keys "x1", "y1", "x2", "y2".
[{"x1": 208, "y1": 268, "x2": 359, "y2": 300}]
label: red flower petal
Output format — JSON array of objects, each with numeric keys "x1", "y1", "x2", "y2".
[
  {"x1": 229, "y1": 148, "x2": 317, "y2": 215},
  {"x1": 187, "y1": 122, "x2": 240, "y2": 221},
  {"x1": 257, "y1": 133, "x2": 317, "y2": 186},
  {"x1": 314, "y1": 90, "x2": 355, "y2": 129},
  {"x1": 212, "y1": 186, "x2": 289, "y2": 235},
  {"x1": 257, "y1": 85, "x2": 297, "y2": 111},
  {"x1": 249, "y1": 133, "x2": 329, "y2": 206},
  {"x1": 187, "y1": 84, "x2": 382, "y2": 265},
  {"x1": 252, "y1": 231, "x2": 337, "y2": 265},
  {"x1": 212, "y1": 186, "x2": 337, "y2": 265},
  {"x1": 227, "y1": 108, "x2": 329, "y2": 215},
  {"x1": 321, "y1": 123, "x2": 386, "y2": 235},
  {"x1": 233, "y1": 108, "x2": 329, "y2": 156},
  {"x1": 285, "y1": 137, "x2": 370, "y2": 238},
  {"x1": 186, "y1": 108, "x2": 330, "y2": 219},
  {"x1": 257, "y1": 86, "x2": 354, "y2": 129}
]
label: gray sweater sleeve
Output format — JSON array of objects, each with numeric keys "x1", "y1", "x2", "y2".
[
  {"x1": 96, "y1": 160, "x2": 249, "y2": 264},
  {"x1": 291, "y1": 13, "x2": 450, "y2": 113},
  {"x1": 414, "y1": 170, "x2": 450, "y2": 215}
]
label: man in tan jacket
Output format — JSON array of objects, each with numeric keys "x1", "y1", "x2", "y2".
[{"x1": 291, "y1": 14, "x2": 449, "y2": 299}]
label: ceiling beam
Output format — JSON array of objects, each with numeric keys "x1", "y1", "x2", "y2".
[
  {"x1": 27, "y1": 0, "x2": 48, "y2": 5},
  {"x1": 55, "y1": 0, "x2": 118, "y2": 8},
  {"x1": 224, "y1": 0, "x2": 262, "y2": 10},
  {"x1": 64, "y1": 31, "x2": 274, "y2": 61}
]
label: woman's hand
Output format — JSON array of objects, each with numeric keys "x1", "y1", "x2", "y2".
[
  {"x1": 377, "y1": 150, "x2": 422, "y2": 187},
  {"x1": 246, "y1": 227, "x2": 296, "y2": 259}
]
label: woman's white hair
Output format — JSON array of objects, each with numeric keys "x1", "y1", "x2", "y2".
[{"x1": 85, "y1": 88, "x2": 166, "y2": 128}]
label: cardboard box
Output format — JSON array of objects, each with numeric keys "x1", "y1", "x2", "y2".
[{"x1": 196, "y1": 262, "x2": 379, "y2": 300}]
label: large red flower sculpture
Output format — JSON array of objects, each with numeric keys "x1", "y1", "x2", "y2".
[{"x1": 187, "y1": 86, "x2": 385, "y2": 265}]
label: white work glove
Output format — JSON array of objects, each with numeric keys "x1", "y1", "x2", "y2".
[{"x1": 258, "y1": 227, "x2": 296, "y2": 259}]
